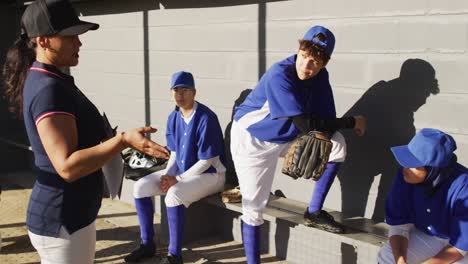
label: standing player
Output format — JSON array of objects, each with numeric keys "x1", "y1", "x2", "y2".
[
  {"x1": 124, "y1": 71, "x2": 226, "y2": 264},
  {"x1": 231, "y1": 25, "x2": 366, "y2": 263},
  {"x1": 378, "y1": 128, "x2": 468, "y2": 264}
]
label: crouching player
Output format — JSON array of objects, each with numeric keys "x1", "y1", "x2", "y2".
[{"x1": 378, "y1": 128, "x2": 468, "y2": 264}]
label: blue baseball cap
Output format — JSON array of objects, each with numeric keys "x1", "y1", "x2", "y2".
[
  {"x1": 170, "y1": 71, "x2": 195, "y2": 89},
  {"x1": 391, "y1": 128, "x2": 457, "y2": 168},
  {"x1": 303, "y1": 25, "x2": 335, "y2": 57}
]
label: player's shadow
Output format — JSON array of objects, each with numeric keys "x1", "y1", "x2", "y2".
[{"x1": 339, "y1": 58, "x2": 439, "y2": 222}]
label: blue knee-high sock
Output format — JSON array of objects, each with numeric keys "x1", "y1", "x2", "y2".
[
  {"x1": 242, "y1": 221, "x2": 260, "y2": 264},
  {"x1": 135, "y1": 197, "x2": 155, "y2": 247},
  {"x1": 308, "y1": 162, "x2": 341, "y2": 214},
  {"x1": 167, "y1": 205, "x2": 186, "y2": 258}
]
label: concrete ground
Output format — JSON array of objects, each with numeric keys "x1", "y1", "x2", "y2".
[{"x1": 0, "y1": 171, "x2": 286, "y2": 264}]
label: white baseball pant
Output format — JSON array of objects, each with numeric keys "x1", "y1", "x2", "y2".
[
  {"x1": 378, "y1": 228, "x2": 467, "y2": 264},
  {"x1": 28, "y1": 221, "x2": 96, "y2": 264},
  {"x1": 230, "y1": 120, "x2": 347, "y2": 226},
  {"x1": 133, "y1": 170, "x2": 225, "y2": 207}
]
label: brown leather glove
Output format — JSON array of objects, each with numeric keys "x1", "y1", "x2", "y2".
[{"x1": 282, "y1": 131, "x2": 333, "y2": 181}]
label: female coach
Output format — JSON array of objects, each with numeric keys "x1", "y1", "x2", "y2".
[{"x1": 2, "y1": 0, "x2": 169, "y2": 263}]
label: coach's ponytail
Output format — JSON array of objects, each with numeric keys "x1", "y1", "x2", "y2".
[{"x1": 2, "y1": 35, "x2": 36, "y2": 118}]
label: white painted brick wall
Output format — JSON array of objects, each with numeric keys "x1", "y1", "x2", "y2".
[
  {"x1": 429, "y1": 0, "x2": 468, "y2": 14},
  {"x1": 148, "y1": 4, "x2": 258, "y2": 25},
  {"x1": 426, "y1": 55, "x2": 468, "y2": 93},
  {"x1": 148, "y1": 24, "x2": 258, "y2": 52}
]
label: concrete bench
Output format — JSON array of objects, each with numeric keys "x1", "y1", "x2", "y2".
[{"x1": 160, "y1": 190, "x2": 389, "y2": 264}]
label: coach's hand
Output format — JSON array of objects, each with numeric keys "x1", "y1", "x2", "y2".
[
  {"x1": 353, "y1": 115, "x2": 366, "y2": 136},
  {"x1": 159, "y1": 175, "x2": 178, "y2": 193},
  {"x1": 121, "y1": 126, "x2": 170, "y2": 159}
]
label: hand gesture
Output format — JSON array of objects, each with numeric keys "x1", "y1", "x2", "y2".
[
  {"x1": 353, "y1": 115, "x2": 367, "y2": 136},
  {"x1": 159, "y1": 175, "x2": 178, "y2": 193},
  {"x1": 122, "y1": 127, "x2": 169, "y2": 159}
]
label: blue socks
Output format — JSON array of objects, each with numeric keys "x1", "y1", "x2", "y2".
[
  {"x1": 167, "y1": 205, "x2": 186, "y2": 258},
  {"x1": 308, "y1": 162, "x2": 341, "y2": 214},
  {"x1": 242, "y1": 221, "x2": 261, "y2": 264},
  {"x1": 135, "y1": 197, "x2": 155, "y2": 247}
]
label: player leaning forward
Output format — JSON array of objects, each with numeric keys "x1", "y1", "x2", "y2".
[
  {"x1": 124, "y1": 71, "x2": 226, "y2": 264},
  {"x1": 231, "y1": 25, "x2": 366, "y2": 263}
]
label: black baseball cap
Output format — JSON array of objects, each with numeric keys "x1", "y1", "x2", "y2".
[{"x1": 21, "y1": 0, "x2": 99, "y2": 38}]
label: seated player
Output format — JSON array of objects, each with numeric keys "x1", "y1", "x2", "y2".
[{"x1": 124, "y1": 71, "x2": 226, "y2": 264}]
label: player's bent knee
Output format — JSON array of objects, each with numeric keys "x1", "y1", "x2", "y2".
[
  {"x1": 329, "y1": 131, "x2": 347, "y2": 162},
  {"x1": 165, "y1": 189, "x2": 185, "y2": 207},
  {"x1": 242, "y1": 210, "x2": 264, "y2": 226}
]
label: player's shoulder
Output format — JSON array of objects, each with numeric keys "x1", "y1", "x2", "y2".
[
  {"x1": 196, "y1": 102, "x2": 218, "y2": 119},
  {"x1": 454, "y1": 163, "x2": 468, "y2": 183},
  {"x1": 269, "y1": 55, "x2": 296, "y2": 79},
  {"x1": 167, "y1": 108, "x2": 179, "y2": 121},
  {"x1": 258, "y1": 57, "x2": 296, "y2": 91}
]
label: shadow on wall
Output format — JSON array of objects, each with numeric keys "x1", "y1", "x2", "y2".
[{"x1": 339, "y1": 58, "x2": 439, "y2": 222}]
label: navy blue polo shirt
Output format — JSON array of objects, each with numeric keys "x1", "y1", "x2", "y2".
[{"x1": 23, "y1": 62, "x2": 106, "y2": 236}]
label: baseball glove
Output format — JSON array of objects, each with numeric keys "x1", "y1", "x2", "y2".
[
  {"x1": 221, "y1": 186, "x2": 242, "y2": 203},
  {"x1": 282, "y1": 131, "x2": 332, "y2": 181}
]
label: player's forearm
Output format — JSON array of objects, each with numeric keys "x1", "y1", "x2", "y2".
[
  {"x1": 164, "y1": 152, "x2": 178, "y2": 176},
  {"x1": 176, "y1": 157, "x2": 216, "y2": 180},
  {"x1": 421, "y1": 245, "x2": 465, "y2": 264},
  {"x1": 292, "y1": 114, "x2": 355, "y2": 134},
  {"x1": 389, "y1": 235, "x2": 409, "y2": 264},
  {"x1": 56, "y1": 133, "x2": 126, "y2": 182}
]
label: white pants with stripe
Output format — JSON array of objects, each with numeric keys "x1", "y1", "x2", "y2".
[
  {"x1": 28, "y1": 221, "x2": 96, "y2": 264},
  {"x1": 133, "y1": 170, "x2": 225, "y2": 207},
  {"x1": 230, "y1": 121, "x2": 347, "y2": 226},
  {"x1": 378, "y1": 228, "x2": 468, "y2": 264}
]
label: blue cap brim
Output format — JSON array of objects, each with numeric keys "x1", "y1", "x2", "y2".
[
  {"x1": 170, "y1": 85, "x2": 194, "y2": 90},
  {"x1": 391, "y1": 145, "x2": 425, "y2": 168}
]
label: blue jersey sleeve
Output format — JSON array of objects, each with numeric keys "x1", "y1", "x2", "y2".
[
  {"x1": 266, "y1": 71, "x2": 303, "y2": 120},
  {"x1": 30, "y1": 84, "x2": 77, "y2": 122},
  {"x1": 385, "y1": 169, "x2": 413, "y2": 226},
  {"x1": 449, "y1": 182, "x2": 468, "y2": 250},
  {"x1": 165, "y1": 112, "x2": 177, "y2": 152},
  {"x1": 196, "y1": 113, "x2": 224, "y2": 160}
]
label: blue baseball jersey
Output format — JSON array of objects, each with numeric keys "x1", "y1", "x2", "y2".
[
  {"x1": 166, "y1": 102, "x2": 224, "y2": 175},
  {"x1": 385, "y1": 164, "x2": 468, "y2": 251},
  {"x1": 234, "y1": 55, "x2": 336, "y2": 144}
]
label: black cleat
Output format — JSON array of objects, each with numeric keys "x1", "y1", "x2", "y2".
[
  {"x1": 159, "y1": 254, "x2": 184, "y2": 264},
  {"x1": 303, "y1": 209, "x2": 345, "y2": 234},
  {"x1": 124, "y1": 243, "x2": 156, "y2": 263}
]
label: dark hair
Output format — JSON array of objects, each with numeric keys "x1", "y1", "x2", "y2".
[
  {"x1": 2, "y1": 36, "x2": 36, "y2": 118},
  {"x1": 298, "y1": 33, "x2": 330, "y2": 65}
]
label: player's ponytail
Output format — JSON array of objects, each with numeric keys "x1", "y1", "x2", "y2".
[{"x1": 2, "y1": 35, "x2": 36, "y2": 118}]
